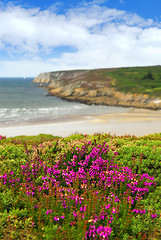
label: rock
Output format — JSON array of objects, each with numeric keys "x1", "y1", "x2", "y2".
[
  {"x1": 99, "y1": 87, "x2": 113, "y2": 97},
  {"x1": 73, "y1": 88, "x2": 87, "y2": 96},
  {"x1": 33, "y1": 69, "x2": 161, "y2": 110},
  {"x1": 88, "y1": 90, "x2": 99, "y2": 97}
]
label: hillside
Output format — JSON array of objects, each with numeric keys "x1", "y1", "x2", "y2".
[{"x1": 33, "y1": 66, "x2": 161, "y2": 110}]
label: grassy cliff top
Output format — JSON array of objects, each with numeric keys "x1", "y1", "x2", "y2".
[
  {"x1": 77, "y1": 65, "x2": 161, "y2": 98},
  {"x1": 106, "y1": 65, "x2": 161, "y2": 97}
]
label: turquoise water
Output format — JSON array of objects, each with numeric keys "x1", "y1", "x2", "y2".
[{"x1": 0, "y1": 78, "x2": 130, "y2": 126}]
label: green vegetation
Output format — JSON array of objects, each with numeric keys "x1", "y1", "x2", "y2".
[
  {"x1": 106, "y1": 66, "x2": 161, "y2": 97},
  {"x1": 6, "y1": 134, "x2": 60, "y2": 146},
  {"x1": 0, "y1": 133, "x2": 161, "y2": 239}
]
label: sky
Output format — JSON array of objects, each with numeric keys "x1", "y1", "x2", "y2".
[{"x1": 0, "y1": 0, "x2": 161, "y2": 77}]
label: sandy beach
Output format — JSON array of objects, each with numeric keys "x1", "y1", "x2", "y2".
[{"x1": 0, "y1": 108, "x2": 161, "y2": 137}]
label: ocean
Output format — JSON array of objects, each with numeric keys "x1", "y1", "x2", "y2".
[{"x1": 0, "y1": 77, "x2": 130, "y2": 126}]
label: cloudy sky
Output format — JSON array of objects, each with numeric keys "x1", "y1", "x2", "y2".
[{"x1": 0, "y1": 0, "x2": 161, "y2": 77}]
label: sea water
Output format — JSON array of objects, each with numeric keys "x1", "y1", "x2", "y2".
[{"x1": 0, "y1": 77, "x2": 130, "y2": 126}]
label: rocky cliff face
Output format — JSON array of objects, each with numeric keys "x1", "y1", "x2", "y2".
[
  {"x1": 33, "y1": 70, "x2": 88, "y2": 84},
  {"x1": 33, "y1": 69, "x2": 161, "y2": 110}
]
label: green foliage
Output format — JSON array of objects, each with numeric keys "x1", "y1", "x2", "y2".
[
  {"x1": 0, "y1": 132, "x2": 161, "y2": 239},
  {"x1": 107, "y1": 66, "x2": 161, "y2": 97},
  {"x1": 6, "y1": 134, "x2": 61, "y2": 147},
  {"x1": 0, "y1": 144, "x2": 28, "y2": 174},
  {"x1": 142, "y1": 71, "x2": 154, "y2": 80},
  {"x1": 0, "y1": 209, "x2": 37, "y2": 239}
]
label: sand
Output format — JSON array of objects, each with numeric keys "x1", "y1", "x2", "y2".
[{"x1": 0, "y1": 108, "x2": 161, "y2": 137}]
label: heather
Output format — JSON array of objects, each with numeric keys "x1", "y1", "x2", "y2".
[{"x1": 0, "y1": 133, "x2": 161, "y2": 239}]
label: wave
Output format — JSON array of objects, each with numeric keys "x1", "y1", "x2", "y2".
[
  {"x1": 0, "y1": 103, "x2": 130, "y2": 125},
  {"x1": 0, "y1": 105, "x2": 86, "y2": 124}
]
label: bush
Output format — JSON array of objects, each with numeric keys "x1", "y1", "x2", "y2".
[{"x1": 0, "y1": 133, "x2": 160, "y2": 239}]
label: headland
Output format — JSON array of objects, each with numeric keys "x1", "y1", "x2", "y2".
[{"x1": 33, "y1": 66, "x2": 161, "y2": 110}]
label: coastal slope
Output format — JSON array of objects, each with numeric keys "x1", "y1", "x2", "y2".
[{"x1": 33, "y1": 66, "x2": 161, "y2": 110}]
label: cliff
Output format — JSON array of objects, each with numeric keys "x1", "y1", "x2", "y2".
[{"x1": 33, "y1": 67, "x2": 161, "y2": 110}]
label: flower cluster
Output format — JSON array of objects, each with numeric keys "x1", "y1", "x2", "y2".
[
  {"x1": 0, "y1": 135, "x2": 6, "y2": 140},
  {"x1": 0, "y1": 138, "x2": 158, "y2": 239}
]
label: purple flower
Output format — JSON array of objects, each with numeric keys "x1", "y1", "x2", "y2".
[
  {"x1": 112, "y1": 207, "x2": 116, "y2": 213},
  {"x1": 21, "y1": 165, "x2": 26, "y2": 169},
  {"x1": 54, "y1": 216, "x2": 59, "y2": 221},
  {"x1": 132, "y1": 209, "x2": 140, "y2": 214},
  {"x1": 80, "y1": 206, "x2": 86, "y2": 212},
  {"x1": 151, "y1": 213, "x2": 157, "y2": 218},
  {"x1": 85, "y1": 225, "x2": 96, "y2": 239},
  {"x1": 140, "y1": 209, "x2": 146, "y2": 214},
  {"x1": 105, "y1": 204, "x2": 111, "y2": 209},
  {"x1": 97, "y1": 225, "x2": 112, "y2": 239},
  {"x1": 46, "y1": 210, "x2": 53, "y2": 214},
  {"x1": 73, "y1": 211, "x2": 77, "y2": 218}
]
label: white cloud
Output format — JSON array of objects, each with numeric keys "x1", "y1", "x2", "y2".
[
  {"x1": 0, "y1": 59, "x2": 56, "y2": 77},
  {"x1": 0, "y1": 2, "x2": 161, "y2": 76}
]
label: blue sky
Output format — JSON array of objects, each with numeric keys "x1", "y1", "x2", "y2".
[{"x1": 0, "y1": 0, "x2": 161, "y2": 77}]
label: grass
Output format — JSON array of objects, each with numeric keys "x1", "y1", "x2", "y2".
[
  {"x1": 5, "y1": 134, "x2": 61, "y2": 147},
  {"x1": 0, "y1": 133, "x2": 161, "y2": 239},
  {"x1": 106, "y1": 66, "x2": 161, "y2": 97}
]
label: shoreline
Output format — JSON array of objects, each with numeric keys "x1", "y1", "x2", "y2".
[
  {"x1": 1, "y1": 108, "x2": 161, "y2": 137},
  {"x1": 48, "y1": 91, "x2": 161, "y2": 111}
]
